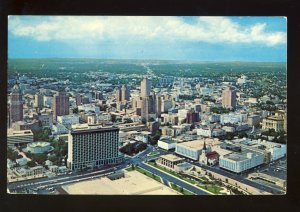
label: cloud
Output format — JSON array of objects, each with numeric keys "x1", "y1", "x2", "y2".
[{"x1": 8, "y1": 16, "x2": 286, "y2": 46}]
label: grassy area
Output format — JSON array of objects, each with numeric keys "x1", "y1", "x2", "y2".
[
  {"x1": 135, "y1": 166, "x2": 162, "y2": 183},
  {"x1": 197, "y1": 184, "x2": 223, "y2": 194},
  {"x1": 147, "y1": 151, "x2": 160, "y2": 157},
  {"x1": 125, "y1": 166, "x2": 135, "y2": 172},
  {"x1": 147, "y1": 162, "x2": 224, "y2": 195},
  {"x1": 147, "y1": 162, "x2": 183, "y2": 179},
  {"x1": 170, "y1": 183, "x2": 194, "y2": 195}
]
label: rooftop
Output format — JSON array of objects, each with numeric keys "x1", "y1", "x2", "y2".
[
  {"x1": 177, "y1": 138, "x2": 221, "y2": 150},
  {"x1": 160, "y1": 154, "x2": 184, "y2": 162},
  {"x1": 7, "y1": 130, "x2": 33, "y2": 136}
]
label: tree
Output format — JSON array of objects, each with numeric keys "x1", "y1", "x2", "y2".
[
  {"x1": 72, "y1": 107, "x2": 78, "y2": 114},
  {"x1": 179, "y1": 187, "x2": 184, "y2": 193},
  {"x1": 31, "y1": 153, "x2": 47, "y2": 165},
  {"x1": 141, "y1": 118, "x2": 147, "y2": 124},
  {"x1": 7, "y1": 147, "x2": 19, "y2": 161},
  {"x1": 148, "y1": 117, "x2": 155, "y2": 122},
  {"x1": 27, "y1": 160, "x2": 36, "y2": 167},
  {"x1": 124, "y1": 118, "x2": 133, "y2": 124}
]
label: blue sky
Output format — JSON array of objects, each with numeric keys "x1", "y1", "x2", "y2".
[{"x1": 8, "y1": 16, "x2": 287, "y2": 61}]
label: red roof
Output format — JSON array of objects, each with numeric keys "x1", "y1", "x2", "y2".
[{"x1": 206, "y1": 151, "x2": 219, "y2": 158}]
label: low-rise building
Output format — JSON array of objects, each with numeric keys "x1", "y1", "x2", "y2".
[
  {"x1": 7, "y1": 129, "x2": 34, "y2": 147},
  {"x1": 57, "y1": 114, "x2": 80, "y2": 128},
  {"x1": 157, "y1": 136, "x2": 176, "y2": 150},
  {"x1": 174, "y1": 162, "x2": 193, "y2": 172},
  {"x1": 175, "y1": 138, "x2": 221, "y2": 160},
  {"x1": 262, "y1": 115, "x2": 284, "y2": 132},
  {"x1": 156, "y1": 154, "x2": 185, "y2": 170},
  {"x1": 49, "y1": 165, "x2": 59, "y2": 173},
  {"x1": 219, "y1": 150, "x2": 264, "y2": 173},
  {"x1": 247, "y1": 115, "x2": 261, "y2": 127},
  {"x1": 52, "y1": 123, "x2": 69, "y2": 135}
]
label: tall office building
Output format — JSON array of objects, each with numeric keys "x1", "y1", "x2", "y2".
[
  {"x1": 141, "y1": 78, "x2": 151, "y2": 97},
  {"x1": 186, "y1": 110, "x2": 200, "y2": 124},
  {"x1": 34, "y1": 93, "x2": 44, "y2": 110},
  {"x1": 67, "y1": 125, "x2": 123, "y2": 170},
  {"x1": 141, "y1": 93, "x2": 156, "y2": 121},
  {"x1": 155, "y1": 94, "x2": 162, "y2": 117},
  {"x1": 141, "y1": 97, "x2": 149, "y2": 120},
  {"x1": 52, "y1": 91, "x2": 69, "y2": 120},
  {"x1": 116, "y1": 88, "x2": 122, "y2": 102},
  {"x1": 95, "y1": 91, "x2": 103, "y2": 100},
  {"x1": 76, "y1": 94, "x2": 83, "y2": 106},
  {"x1": 10, "y1": 76, "x2": 23, "y2": 124},
  {"x1": 121, "y1": 85, "x2": 130, "y2": 101},
  {"x1": 222, "y1": 86, "x2": 236, "y2": 109}
]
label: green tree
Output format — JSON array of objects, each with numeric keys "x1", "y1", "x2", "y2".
[
  {"x1": 27, "y1": 160, "x2": 36, "y2": 167},
  {"x1": 72, "y1": 107, "x2": 78, "y2": 114},
  {"x1": 7, "y1": 147, "x2": 19, "y2": 161},
  {"x1": 179, "y1": 187, "x2": 184, "y2": 193}
]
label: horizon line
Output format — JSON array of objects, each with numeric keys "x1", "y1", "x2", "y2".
[{"x1": 7, "y1": 57, "x2": 287, "y2": 63}]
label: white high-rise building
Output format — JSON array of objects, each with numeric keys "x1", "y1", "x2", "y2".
[
  {"x1": 67, "y1": 125, "x2": 123, "y2": 171},
  {"x1": 141, "y1": 78, "x2": 151, "y2": 97}
]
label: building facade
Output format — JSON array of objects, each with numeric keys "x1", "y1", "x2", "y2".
[
  {"x1": 10, "y1": 80, "x2": 23, "y2": 124},
  {"x1": 156, "y1": 154, "x2": 185, "y2": 170},
  {"x1": 7, "y1": 129, "x2": 34, "y2": 147},
  {"x1": 222, "y1": 86, "x2": 236, "y2": 109},
  {"x1": 140, "y1": 78, "x2": 151, "y2": 97},
  {"x1": 67, "y1": 125, "x2": 123, "y2": 171},
  {"x1": 262, "y1": 115, "x2": 285, "y2": 132},
  {"x1": 219, "y1": 151, "x2": 264, "y2": 173}
]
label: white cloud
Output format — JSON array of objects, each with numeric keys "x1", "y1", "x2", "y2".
[{"x1": 8, "y1": 16, "x2": 286, "y2": 46}]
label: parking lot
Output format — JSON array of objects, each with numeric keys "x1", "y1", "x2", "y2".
[{"x1": 261, "y1": 158, "x2": 287, "y2": 180}]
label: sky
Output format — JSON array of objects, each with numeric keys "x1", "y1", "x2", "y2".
[{"x1": 8, "y1": 16, "x2": 287, "y2": 61}]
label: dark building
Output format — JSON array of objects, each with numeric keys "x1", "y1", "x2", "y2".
[
  {"x1": 10, "y1": 76, "x2": 23, "y2": 124},
  {"x1": 52, "y1": 91, "x2": 69, "y2": 120},
  {"x1": 186, "y1": 110, "x2": 200, "y2": 124}
]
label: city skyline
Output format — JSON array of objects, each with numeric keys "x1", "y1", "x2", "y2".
[{"x1": 8, "y1": 16, "x2": 287, "y2": 62}]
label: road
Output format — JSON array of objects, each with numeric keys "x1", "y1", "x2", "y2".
[
  {"x1": 138, "y1": 162, "x2": 209, "y2": 195},
  {"x1": 7, "y1": 145, "x2": 284, "y2": 195}
]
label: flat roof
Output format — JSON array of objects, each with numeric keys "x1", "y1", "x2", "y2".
[
  {"x1": 61, "y1": 170, "x2": 180, "y2": 195},
  {"x1": 71, "y1": 125, "x2": 119, "y2": 134},
  {"x1": 7, "y1": 130, "x2": 33, "y2": 136},
  {"x1": 177, "y1": 138, "x2": 221, "y2": 150},
  {"x1": 159, "y1": 137, "x2": 174, "y2": 144},
  {"x1": 160, "y1": 154, "x2": 184, "y2": 162},
  {"x1": 223, "y1": 149, "x2": 260, "y2": 162}
]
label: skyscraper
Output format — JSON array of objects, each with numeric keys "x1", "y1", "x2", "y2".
[
  {"x1": 141, "y1": 78, "x2": 151, "y2": 97},
  {"x1": 121, "y1": 85, "x2": 130, "y2": 101},
  {"x1": 34, "y1": 93, "x2": 44, "y2": 110},
  {"x1": 222, "y1": 86, "x2": 236, "y2": 109},
  {"x1": 52, "y1": 91, "x2": 69, "y2": 120},
  {"x1": 155, "y1": 94, "x2": 162, "y2": 117},
  {"x1": 10, "y1": 76, "x2": 23, "y2": 124},
  {"x1": 67, "y1": 125, "x2": 123, "y2": 170},
  {"x1": 116, "y1": 88, "x2": 122, "y2": 102}
]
